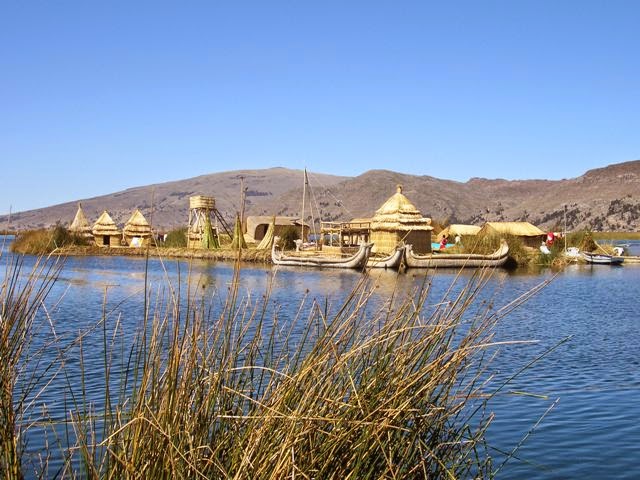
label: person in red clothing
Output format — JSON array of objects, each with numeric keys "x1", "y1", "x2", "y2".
[
  {"x1": 439, "y1": 235, "x2": 448, "y2": 250},
  {"x1": 546, "y1": 232, "x2": 555, "y2": 246}
]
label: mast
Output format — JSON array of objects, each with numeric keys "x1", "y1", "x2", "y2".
[
  {"x1": 563, "y1": 204, "x2": 567, "y2": 252},
  {"x1": 240, "y1": 175, "x2": 247, "y2": 232},
  {"x1": 301, "y1": 168, "x2": 307, "y2": 241}
]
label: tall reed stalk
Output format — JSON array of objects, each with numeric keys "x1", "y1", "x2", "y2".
[
  {"x1": 3, "y1": 249, "x2": 546, "y2": 479},
  {"x1": 53, "y1": 262, "x2": 536, "y2": 479},
  {"x1": 1, "y1": 254, "x2": 62, "y2": 479}
]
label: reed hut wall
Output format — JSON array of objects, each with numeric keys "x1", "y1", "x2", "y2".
[
  {"x1": 370, "y1": 231, "x2": 398, "y2": 254},
  {"x1": 124, "y1": 235, "x2": 151, "y2": 247},
  {"x1": 405, "y1": 230, "x2": 431, "y2": 254},
  {"x1": 94, "y1": 234, "x2": 122, "y2": 247},
  {"x1": 246, "y1": 216, "x2": 308, "y2": 242},
  {"x1": 92, "y1": 211, "x2": 122, "y2": 248}
]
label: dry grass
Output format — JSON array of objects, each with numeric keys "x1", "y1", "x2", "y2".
[
  {"x1": 1, "y1": 250, "x2": 548, "y2": 478},
  {"x1": 1, "y1": 254, "x2": 63, "y2": 479},
  {"x1": 11, "y1": 226, "x2": 89, "y2": 255}
]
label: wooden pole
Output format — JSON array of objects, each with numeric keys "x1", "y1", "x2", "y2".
[{"x1": 301, "y1": 169, "x2": 307, "y2": 242}]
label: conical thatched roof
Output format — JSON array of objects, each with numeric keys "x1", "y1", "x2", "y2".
[
  {"x1": 123, "y1": 209, "x2": 151, "y2": 237},
  {"x1": 92, "y1": 211, "x2": 121, "y2": 236},
  {"x1": 69, "y1": 203, "x2": 92, "y2": 237},
  {"x1": 202, "y1": 215, "x2": 220, "y2": 249},
  {"x1": 231, "y1": 214, "x2": 247, "y2": 249},
  {"x1": 370, "y1": 185, "x2": 433, "y2": 232}
]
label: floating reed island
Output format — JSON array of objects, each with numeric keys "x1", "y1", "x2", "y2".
[{"x1": 9, "y1": 188, "x2": 638, "y2": 268}]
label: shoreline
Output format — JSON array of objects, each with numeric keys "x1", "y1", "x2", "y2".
[{"x1": 52, "y1": 245, "x2": 274, "y2": 263}]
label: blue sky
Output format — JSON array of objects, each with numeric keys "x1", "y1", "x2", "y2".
[{"x1": 1, "y1": 1, "x2": 639, "y2": 214}]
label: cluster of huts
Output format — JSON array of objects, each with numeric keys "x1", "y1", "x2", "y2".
[
  {"x1": 69, "y1": 186, "x2": 549, "y2": 253},
  {"x1": 69, "y1": 204, "x2": 153, "y2": 247},
  {"x1": 246, "y1": 184, "x2": 549, "y2": 254}
]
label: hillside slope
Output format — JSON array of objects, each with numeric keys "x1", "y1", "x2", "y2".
[
  {"x1": 3, "y1": 168, "x2": 348, "y2": 231},
  {"x1": 2, "y1": 161, "x2": 639, "y2": 232}
]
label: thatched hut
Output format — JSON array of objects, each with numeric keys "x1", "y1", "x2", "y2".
[
  {"x1": 370, "y1": 185, "x2": 433, "y2": 254},
  {"x1": 69, "y1": 203, "x2": 93, "y2": 238},
  {"x1": 123, "y1": 209, "x2": 152, "y2": 247},
  {"x1": 477, "y1": 221, "x2": 546, "y2": 248},
  {"x1": 245, "y1": 216, "x2": 309, "y2": 242},
  {"x1": 436, "y1": 224, "x2": 481, "y2": 242},
  {"x1": 92, "y1": 211, "x2": 121, "y2": 247}
]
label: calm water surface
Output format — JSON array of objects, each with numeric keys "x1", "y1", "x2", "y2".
[{"x1": 2, "y1": 236, "x2": 639, "y2": 478}]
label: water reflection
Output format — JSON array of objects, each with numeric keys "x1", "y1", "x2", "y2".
[{"x1": 1, "y1": 238, "x2": 640, "y2": 479}]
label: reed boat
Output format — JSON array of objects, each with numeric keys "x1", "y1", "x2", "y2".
[
  {"x1": 366, "y1": 245, "x2": 406, "y2": 269},
  {"x1": 405, "y1": 240, "x2": 510, "y2": 269},
  {"x1": 620, "y1": 255, "x2": 640, "y2": 264},
  {"x1": 271, "y1": 236, "x2": 373, "y2": 269},
  {"x1": 581, "y1": 251, "x2": 624, "y2": 265}
]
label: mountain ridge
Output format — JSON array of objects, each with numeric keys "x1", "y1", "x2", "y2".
[{"x1": 2, "y1": 161, "x2": 640, "y2": 232}]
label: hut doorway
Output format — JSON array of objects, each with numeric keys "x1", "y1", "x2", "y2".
[
  {"x1": 103, "y1": 235, "x2": 110, "y2": 246},
  {"x1": 255, "y1": 224, "x2": 268, "y2": 241}
]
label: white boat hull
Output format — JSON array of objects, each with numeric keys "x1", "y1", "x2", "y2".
[{"x1": 582, "y1": 252, "x2": 624, "y2": 265}]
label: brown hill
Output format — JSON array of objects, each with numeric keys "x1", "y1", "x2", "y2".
[
  {"x1": 2, "y1": 161, "x2": 640, "y2": 233},
  {"x1": 1, "y1": 168, "x2": 347, "y2": 231},
  {"x1": 257, "y1": 160, "x2": 640, "y2": 232}
]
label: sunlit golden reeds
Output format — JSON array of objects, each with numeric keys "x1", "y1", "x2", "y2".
[
  {"x1": 2, "y1": 249, "x2": 546, "y2": 479},
  {"x1": 1, "y1": 254, "x2": 63, "y2": 480}
]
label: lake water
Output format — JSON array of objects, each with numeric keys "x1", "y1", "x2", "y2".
[{"x1": 2, "y1": 236, "x2": 640, "y2": 478}]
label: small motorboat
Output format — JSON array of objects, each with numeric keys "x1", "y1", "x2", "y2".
[{"x1": 581, "y1": 251, "x2": 624, "y2": 265}]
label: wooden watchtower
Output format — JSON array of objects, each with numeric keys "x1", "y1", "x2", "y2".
[{"x1": 187, "y1": 196, "x2": 231, "y2": 248}]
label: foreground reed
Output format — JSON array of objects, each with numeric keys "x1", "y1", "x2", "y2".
[
  {"x1": 1, "y1": 254, "x2": 62, "y2": 480},
  {"x1": 3, "y1": 252, "x2": 544, "y2": 478}
]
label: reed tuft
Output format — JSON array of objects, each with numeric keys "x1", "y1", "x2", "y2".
[
  {"x1": 61, "y1": 266, "x2": 521, "y2": 478},
  {"x1": 3, "y1": 251, "x2": 544, "y2": 478},
  {"x1": 1, "y1": 254, "x2": 62, "y2": 479}
]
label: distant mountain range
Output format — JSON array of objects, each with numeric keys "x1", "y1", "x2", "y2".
[{"x1": 3, "y1": 161, "x2": 640, "y2": 232}]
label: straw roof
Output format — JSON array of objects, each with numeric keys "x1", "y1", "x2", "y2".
[
  {"x1": 92, "y1": 211, "x2": 121, "y2": 236},
  {"x1": 479, "y1": 221, "x2": 545, "y2": 237},
  {"x1": 69, "y1": 203, "x2": 92, "y2": 236},
  {"x1": 437, "y1": 224, "x2": 481, "y2": 241},
  {"x1": 370, "y1": 185, "x2": 433, "y2": 232},
  {"x1": 123, "y1": 209, "x2": 151, "y2": 237}
]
